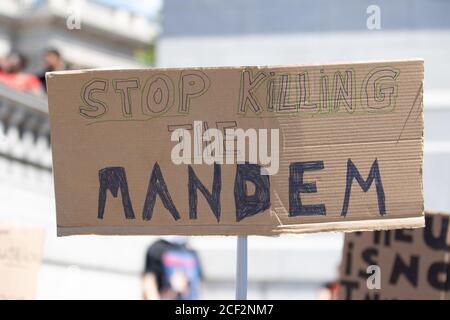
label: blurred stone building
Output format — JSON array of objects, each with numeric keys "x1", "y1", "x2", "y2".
[
  {"x1": 0, "y1": 0, "x2": 158, "y2": 70},
  {"x1": 0, "y1": 0, "x2": 162, "y2": 300}
]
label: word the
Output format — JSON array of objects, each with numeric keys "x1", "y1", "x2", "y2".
[{"x1": 171, "y1": 121, "x2": 279, "y2": 175}]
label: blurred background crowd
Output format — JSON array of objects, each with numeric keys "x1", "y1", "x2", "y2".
[
  {"x1": 0, "y1": 0, "x2": 449, "y2": 300},
  {"x1": 0, "y1": 48, "x2": 65, "y2": 96}
]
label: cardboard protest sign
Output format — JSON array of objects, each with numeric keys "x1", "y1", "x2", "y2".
[
  {"x1": 0, "y1": 224, "x2": 45, "y2": 299},
  {"x1": 338, "y1": 211, "x2": 450, "y2": 300},
  {"x1": 47, "y1": 59, "x2": 424, "y2": 236}
]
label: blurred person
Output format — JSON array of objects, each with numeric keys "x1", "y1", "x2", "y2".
[
  {"x1": 37, "y1": 48, "x2": 67, "y2": 90},
  {"x1": 0, "y1": 52, "x2": 44, "y2": 96},
  {"x1": 143, "y1": 236, "x2": 203, "y2": 300},
  {"x1": 317, "y1": 281, "x2": 340, "y2": 300}
]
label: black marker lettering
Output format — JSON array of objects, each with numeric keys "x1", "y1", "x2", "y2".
[
  {"x1": 389, "y1": 254, "x2": 419, "y2": 287},
  {"x1": 345, "y1": 242, "x2": 354, "y2": 276},
  {"x1": 428, "y1": 262, "x2": 450, "y2": 291},
  {"x1": 339, "y1": 280, "x2": 359, "y2": 300},
  {"x1": 341, "y1": 159, "x2": 386, "y2": 217},
  {"x1": 142, "y1": 162, "x2": 180, "y2": 221},
  {"x1": 188, "y1": 163, "x2": 221, "y2": 222},
  {"x1": 98, "y1": 167, "x2": 135, "y2": 219},
  {"x1": 358, "y1": 247, "x2": 378, "y2": 278},
  {"x1": 234, "y1": 163, "x2": 270, "y2": 222},
  {"x1": 289, "y1": 161, "x2": 326, "y2": 216},
  {"x1": 424, "y1": 216, "x2": 450, "y2": 251}
]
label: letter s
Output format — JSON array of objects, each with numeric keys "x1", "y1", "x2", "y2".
[{"x1": 80, "y1": 79, "x2": 108, "y2": 118}]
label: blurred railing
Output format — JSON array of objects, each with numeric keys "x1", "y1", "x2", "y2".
[{"x1": 0, "y1": 83, "x2": 52, "y2": 171}]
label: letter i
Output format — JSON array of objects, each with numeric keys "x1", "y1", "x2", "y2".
[
  {"x1": 345, "y1": 242, "x2": 354, "y2": 276},
  {"x1": 319, "y1": 70, "x2": 330, "y2": 113}
]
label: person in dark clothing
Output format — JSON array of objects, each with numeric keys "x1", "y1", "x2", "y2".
[
  {"x1": 143, "y1": 237, "x2": 203, "y2": 300},
  {"x1": 37, "y1": 48, "x2": 67, "y2": 90}
]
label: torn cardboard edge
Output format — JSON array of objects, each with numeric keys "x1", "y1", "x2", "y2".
[
  {"x1": 46, "y1": 57, "x2": 425, "y2": 77},
  {"x1": 57, "y1": 215, "x2": 424, "y2": 236}
]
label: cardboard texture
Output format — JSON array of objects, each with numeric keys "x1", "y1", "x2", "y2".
[
  {"x1": 46, "y1": 59, "x2": 425, "y2": 236},
  {"x1": 338, "y1": 211, "x2": 450, "y2": 300},
  {"x1": 0, "y1": 224, "x2": 45, "y2": 299}
]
